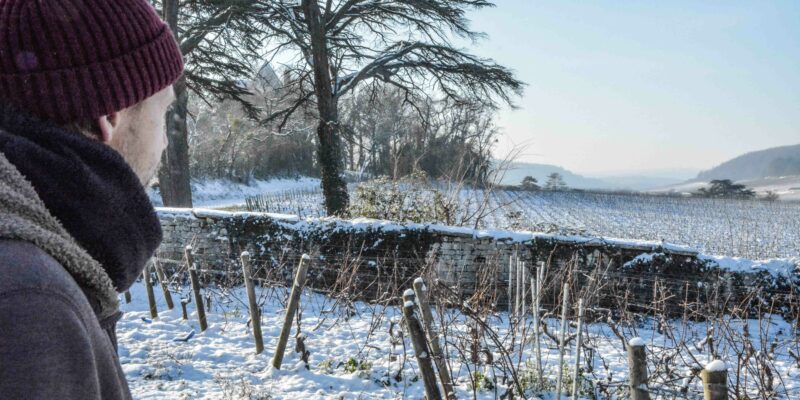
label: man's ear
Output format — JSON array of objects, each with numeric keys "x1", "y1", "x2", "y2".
[{"x1": 96, "y1": 112, "x2": 120, "y2": 143}]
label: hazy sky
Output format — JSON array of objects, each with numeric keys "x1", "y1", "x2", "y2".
[{"x1": 466, "y1": 1, "x2": 800, "y2": 177}]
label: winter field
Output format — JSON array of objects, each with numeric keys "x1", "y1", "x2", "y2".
[
  {"x1": 120, "y1": 279, "x2": 800, "y2": 399},
  {"x1": 133, "y1": 179, "x2": 800, "y2": 399},
  {"x1": 231, "y1": 181, "x2": 800, "y2": 260}
]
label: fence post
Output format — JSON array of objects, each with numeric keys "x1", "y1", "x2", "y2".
[
  {"x1": 403, "y1": 289, "x2": 443, "y2": 400},
  {"x1": 142, "y1": 261, "x2": 158, "y2": 319},
  {"x1": 413, "y1": 278, "x2": 455, "y2": 399},
  {"x1": 555, "y1": 283, "x2": 570, "y2": 398},
  {"x1": 241, "y1": 252, "x2": 264, "y2": 355},
  {"x1": 571, "y1": 298, "x2": 585, "y2": 400},
  {"x1": 627, "y1": 337, "x2": 650, "y2": 400},
  {"x1": 186, "y1": 246, "x2": 208, "y2": 332},
  {"x1": 154, "y1": 261, "x2": 174, "y2": 310},
  {"x1": 272, "y1": 254, "x2": 310, "y2": 370},
  {"x1": 124, "y1": 290, "x2": 131, "y2": 304},
  {"x1": 701, "y1": 360, "x2": 728, "y2": 400}
]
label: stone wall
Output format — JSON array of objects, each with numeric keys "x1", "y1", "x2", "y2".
[{"x1": 156, "y1": 208, "x2": 799, "y2": 318}]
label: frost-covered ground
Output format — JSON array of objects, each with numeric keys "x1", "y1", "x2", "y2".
[{"x1": 119, "y1": 282, "x2": 800, "y2": 399}]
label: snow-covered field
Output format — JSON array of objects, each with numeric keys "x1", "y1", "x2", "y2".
[
  {"x1": 488, "y1": 190, "x2": 800, "y2": 259},
  {"x1": 652, "y1": 175, "x2": 800, "y2": 202},
  {"x1": 148, "y1": 177, "x2": 321, "y2": 208},
  {"x1": 226, "y1": 184, "x2": 800, "y2": 260},
  {"x1": 119, "y1": 281, "x2": 800, "y2": 399}
]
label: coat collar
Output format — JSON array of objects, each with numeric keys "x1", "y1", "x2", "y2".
[{"x1": 0, "y1": 103, "x2": 162, "y2": 294}]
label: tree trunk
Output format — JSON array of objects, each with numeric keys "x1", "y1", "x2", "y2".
[
  {"x1": 159, "y1": 0, "x2": 193, "y2": 207},
  {"x1": 316, "y1": 117, "x2": 348, "y2": 215},
  {"x1": 302, "y1": 0, "x2": 348, "y2": 215}
]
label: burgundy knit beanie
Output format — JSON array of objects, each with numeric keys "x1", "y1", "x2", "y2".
[{"x1": 0, "y1": 0, "x2": 184, "y2": 123}]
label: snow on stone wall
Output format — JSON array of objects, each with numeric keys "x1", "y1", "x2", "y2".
[{"x1": 155, "y1": 208, "x2": 799, "y2": 316}]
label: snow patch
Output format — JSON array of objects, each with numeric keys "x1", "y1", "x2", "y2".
[
  {"x1": 700, "y1": 255, "x2": 799, "y2": 278},
  {"x1": 628, "y1": 337, "x2": 645, "y2": 347},
  {"x1": 706, "y1": 359, "x2": 727, "y2": 372},
  {"x1": 148, "y1": 177, "x2": 321, "y2": 208}
]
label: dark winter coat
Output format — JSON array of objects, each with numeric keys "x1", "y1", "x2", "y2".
[{"x1": 0, "y1": 103, "x2": 163, "y2": 399}]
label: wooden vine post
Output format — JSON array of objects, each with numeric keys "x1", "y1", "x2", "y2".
[
  {"x1": 154, "y1": 261, "x2": 174, "y2": 310},
  {"x1": 180, "y1": 297, "x2": 190, "y2": 320},
  {"x1": 402, "y1": 289, "x2": 442, "y2": 400},
  {"x1": 555, "y1": 283, "x2": 570, "y2": 398},
  {"x1": 142, "y1": 261, "x2": 158, "y2": 319},
  {"x1": 185, "y1": 246, "x2": 208, "y2": 332},
  {"x1": 533, "y1": 262, "x2": 544, "y2": 389},
  {"x1": 627, "y1": 337, "x2": 651, "y2": 400},
  {"x1": 507, "y1": 253, "x2": 514, "y2": 314},
  {"x1": 701, "y1": 360, "x2": 728, "y2": 400},
  {"x1": 240, "y1": 251, "x2": 264, "y2": 354},
  {"x1": 272, "y1": 254, "x2": 311, "y2": 370},
  {"x1": 571, "y1": 298, "x2": 585, "y2": 400},
  {"x1": 413, "y1": 278, "x2": 455, "y2": 399},
  {"x1": 123, "y1": 290, "x2": 131, "y2": 304}
]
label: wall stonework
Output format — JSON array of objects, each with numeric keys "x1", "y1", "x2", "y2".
[{"x1": 156, "y1": 209, "x2": 799, "y2": 318}]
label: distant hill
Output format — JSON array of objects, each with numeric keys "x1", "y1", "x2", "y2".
[
  {"x1": 496, "y1": 162, "x2": 687, "y2": 191},
  {"x1": 696, "y1": 144, "x2": 800, "y2": 181}
]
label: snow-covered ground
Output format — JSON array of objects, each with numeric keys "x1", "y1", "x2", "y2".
[
  {"x1": 148, "y1": 177, "x2": 321, "y2": 208},
  {"x1": 119, "y1": 281, "x2": 800, "y2": 399},
  {"x1": 207, "y1": 182, "x2": 800, "y2": 260},
  {"x1": 651, "y1": 175, "x2": 800, "y2": 201}
]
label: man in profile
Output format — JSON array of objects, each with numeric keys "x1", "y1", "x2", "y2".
[{"x1": 0, "y1": 0, "x2": 183, "y2": 398}]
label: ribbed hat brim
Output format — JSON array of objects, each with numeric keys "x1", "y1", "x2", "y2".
[{"x1": 0, "y1": 25, "x2": 184, "y2": 123}]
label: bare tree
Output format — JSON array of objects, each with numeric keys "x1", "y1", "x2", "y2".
[{"x1": 259, "y1": 0, "x2": 524, "y2": 215}]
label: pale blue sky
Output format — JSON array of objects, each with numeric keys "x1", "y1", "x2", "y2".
[{"x1": 467, "y1": 1, "x2": 800, "y2": 176}]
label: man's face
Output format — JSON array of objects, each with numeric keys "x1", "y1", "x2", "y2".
[{"x1": 108, "y1": 86, "x2": 176, "y2": 185}]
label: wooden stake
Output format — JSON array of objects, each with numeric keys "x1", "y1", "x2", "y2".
[
  {"x1": 402, "y1": 289, "x2": 442, "y2": 400},
  {"x1": 124, "y1": 290, "x2": 131, "y2": 304},
  {"x1": 555, "y1": 283, "x2": 570, "y2": 399},
  {"x1": 241, "y1": 252, "x2": 264, "y2": 355},
  {"x1": 186, "y1": 246, "x2": 208, "y2": 332},
  {"x1": 701, "y1": 361, "x2": 728, "y2": 400},
  {"x1": 180, "y1": 297, "x2": 190, "y2": 320},
  {"x1": 272, "y1": 254, "x2": 310, "y2": 370},
  {"x1": 628, "y1": 338, "x2": 650, "y2": 400},
  {"x1": 413, "y1": 278, "x2": 455, "y2": 399},
  {"x1": 515, "y1": 258, "x2": 522, "y2": 321},
  {"x1": 154, "y1": 261, "x2": 174, "y2": 310},
  {"x1": 533, "y1": 262, "x2": 544, "y2": 389},
  {"x1": 507, "y1": 253, "x2": 514, "y2": 313},
  {"x1": 142, "y1": 261, "x2": 158, "y2": 319},
  {"x1": 520, "y1": 262, "x2": 526, "y2": 318},
  {"x1": 571, "y1": 299, "x2": 585, "y2": 400}
]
